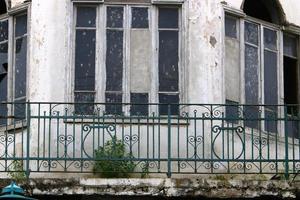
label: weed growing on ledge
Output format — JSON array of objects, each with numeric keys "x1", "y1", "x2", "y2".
[
  {"x1": 7, "y1": 160, "x2": 26, "y2": 183},
  {"x1": 93, "y1": 136, "x2": 135, "y2": 178}
]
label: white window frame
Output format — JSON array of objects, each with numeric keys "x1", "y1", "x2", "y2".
[
  {"x1": 223, "y1": 9, "x2": 300, "y2": 137},
  {"x1": 0, "y1": 3, "x2": 30, "y2": 123},
  {"x1": 69, "y1": 1, "x2": 185, "y2": 115}
]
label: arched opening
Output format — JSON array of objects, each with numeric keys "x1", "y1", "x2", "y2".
[
  {"x1": 242, "y1": 0, "x2": 285, "y2": 24},
  {"x1": 0, "y1": 0, "x2": 7, "y2": 15}
]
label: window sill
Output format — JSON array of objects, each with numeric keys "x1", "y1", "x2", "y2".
[
  {"x1": 0, "y1": 121, "x2": 27, "y2": 133},
  {"x1": 63, "y1": 118, "x2": 190, "y2": 126}
]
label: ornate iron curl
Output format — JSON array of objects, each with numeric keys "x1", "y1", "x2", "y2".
[
  {"x1": 188, "y1": 135, "x2": 203, "y2": 148},
  {"x1": 58, "y1": 135, "x2": 74, "y2": 146},
  {"x1": 204, "y1": 162, "x2": 222, "y2": 170},
  {"x1": 295, "y1": 162, "x2": 300, "y2": 170},
  {"x1": 179, "y1": 161, "x2": 188, "y2": 170},
  {"x1": 124, "y1": 134, "x2": 139, "y2": 147},
  {"x1": 231, "y1": 162, "x2": 253, "y2": 171},
  {"x1": 139, "y1": 161, "x2": 158, "y2": 172},
  {"x1": 211, "y1": 106, "x2": 223, "y2": 118},
  {"x1": 82, "y1": 124, "x2": 116, "y2": 159},
  {"x1": 74, "y1": 160, "x2": 90, "y2": 169},
  {"x1": 41, "y1": 160, "x2": 58, "y2": 169},
  {"x1": 253, "y1": 137, "x2": 268, "y2": 149},
  {"x1": 0, "y1": 135, "x2": 14, "y2": 145},
  {"x1": 211, "y1": 125, "x2": 245, "y2": 160}
]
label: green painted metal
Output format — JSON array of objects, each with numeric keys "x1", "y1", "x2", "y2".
[{"x1": 0, "y1": 102, "x2": 299, "y2": 179}]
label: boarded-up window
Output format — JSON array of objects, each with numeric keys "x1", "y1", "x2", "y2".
[{"x1": 158, "y1": 7, "x2": 179, "y2": 115}]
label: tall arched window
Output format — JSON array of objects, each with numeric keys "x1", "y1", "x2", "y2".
[{"x1": 225, "y1": 0, "x2": 299, "y2": 137}]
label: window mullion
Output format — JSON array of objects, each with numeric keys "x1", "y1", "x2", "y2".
[
  {"x1": 151, "y1": 6, "x2": 159, "y2": 114},
  {"x1": 7, "y1": 16, "x2": 13, "y2": 118},
  {"x1": 240, "y1": 18, "x2": 245, "y2": 105},
  {"x1": 124, "y1": 5, "x2": 130, "y2": 115}
]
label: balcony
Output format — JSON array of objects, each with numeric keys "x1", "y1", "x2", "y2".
[{"x1": 0, "y1": 102, "x2": 299, "y2": 179}]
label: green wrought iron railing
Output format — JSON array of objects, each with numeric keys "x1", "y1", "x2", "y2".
[{"x1": 0, "y1": 102, "x2": 299, "y2": 179}]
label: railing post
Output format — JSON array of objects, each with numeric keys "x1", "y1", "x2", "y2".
[
  {"x1": 167, "y1": 104, "x2": 172, "y2": 178},
  {"x1": 284, "y1": 105, "x2": 289, "y2": 180},
  {"x1": 26, "y1": 101, "x2": 31, "y2": 180}
]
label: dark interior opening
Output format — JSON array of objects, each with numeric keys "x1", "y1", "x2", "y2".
[
  {"x1": 284, "y1": 56, "x2": 298, "y2": 113},
  {"x1": 243, "y1": 0, "x2": 283, "y2": 24},
  {"x1": 0, "y1": 0, "x2": 6, "y2": 15}
]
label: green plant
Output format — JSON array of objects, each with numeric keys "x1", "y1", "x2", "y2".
[
  {"x1": 7, "y1": 160, "x2": 26, "y2": 182},
  {"x1": 93, "y1": 136, "x2": 135, "y2": 178}
]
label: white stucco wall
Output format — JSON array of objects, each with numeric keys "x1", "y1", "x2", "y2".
[{"x1": 29, "y1": 0, "x2": 70, "y2": 102}]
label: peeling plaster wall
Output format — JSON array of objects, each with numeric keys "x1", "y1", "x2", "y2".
[
  {"x1": 29, "y1": 0, "x2": 69, "y2": 102},
  {"x1": 223, "y1": 0, "x2": 300, "y2": 26},
  {"x1": 187, "y1": 0, "x2": 223, "y2": 104}
]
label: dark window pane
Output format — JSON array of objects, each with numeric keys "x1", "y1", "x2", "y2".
[
  {"x1": 284, "y1": 34, "x2": 297, "y2": 57},
  {"x1": 225, "y1": 16, "x2": 237, "y2": 39},
  {"x1": 245, "y1": 44, "x2": 259, "y2": 105},
  {"x1": 0, "y1": 103, "x2": 7, "y2": 125},
  {"x1": 284, "y1": 57, "x2": 298, "y2": 109},
  {"x1": 15, "y1": 36, "x2": 27, "y2": 99},
  {"x1": 15, "y1": 14, "x2": 27, "y2": 37},
  {"x1": 264, "y1": 28, "x2": 277, "y2": 51},
  {"x1": 244, "y1": 106, "x2": 259, "y2": 129},
  {"x1": 107, "y1": 7, "x2": 123, "y2": 28},
  {"x1": 0, "y1": 42, "x2": 8, "y2": 125},
  {"x1": 0, "y1": 43, "x2": 8, "y2": 74},
  {"x1": 0, "y1": 62, "x2": 7, "y2": 102},
  {"x1": 225, "y1": 100, "x2": 239, "y2": 123},
  {"x1": 264, "y1": 50, "x2": 278, "y2": 105},
  {"x1": 75, "y1": 30, "x2": 96, "y2": 91},
  {"x1": 105, "y1": 93, "x2": 122, "y2": 115},
  {"x1": 245, "y1": 21, "x2": 258, "y2": 45},
  {"x1": 286, "y1": 114, "x2": 299, "y2": 138},
  {"x1": 76, "y1": 7, "x2": 96, "y2": 27},
  {"x1": 14, "y1": 99, "x2": 26, "y2": 120},
  {"x1": 106, "y1": 30, "x2": 123, "y2": 91},
  {"x1": 159, "y1": 94, "x2": 179, "y2": 115},
  {"x1": 159, "y1": 8, "x2": 178, "y2": 29},
  {"x1": 159, "y1": 30, "x2": 178, "y2": 92},
  {"x1": 0, "y1": 20, "x2": 8, "y2": 42},
  {"x1": 265, "y1": 109, "x2": 277, "y2": 133},
  {"x1": 130, "y1": 93, "x2": 148, "y2": 116},
  {"x1": 74, "y1": 92, "x2": 95, "y2": 115},
  {"x1": 245, "y1": 44, "x2": 259, "y2": 129},
  {"x1": 132, "y1": 7, "x2": 149, "y2": 28}
]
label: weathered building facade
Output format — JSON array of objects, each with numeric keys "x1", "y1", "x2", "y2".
[{"x1": 1, "y1": 0, "x2": 300, "y2": 198}]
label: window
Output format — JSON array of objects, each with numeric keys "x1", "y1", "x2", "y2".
[
  {"x1": 73, "y1": 2, "x2": 182, "y2": 115},
  {"x1": 224, "y1": 0, "x2": 299, "y2": 136},
  {"x1": 0, "y1": 5, "x2": 28, "y2": 125}
]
